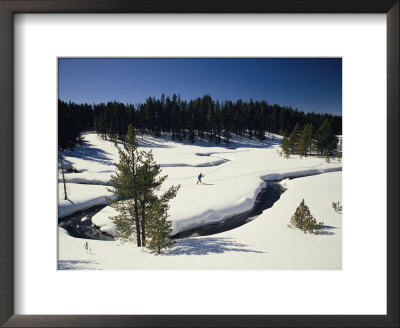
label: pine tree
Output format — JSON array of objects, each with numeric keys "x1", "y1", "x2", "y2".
[
  {"x1": 222, "y1": 101, "x2": 232, "y2": 145},
  {"x1": 187, "y1": 102, "x2": 196, "y2": 144},
  {"x1": 298, "y1": 138, "x2": 306, "y2": 158},
  {"x1": 111, "y1": 201, "x2": 137, "y2": 243},
  {"x1": 324, "y1": 152, "x2": 331, "y2": 163},
  {"x1": 316, "y1": 119, "x2": 338, "y2": 155},
  {"x1": 107, "y1": 124, "x2": 143, "y2": 246},
  {"x1": 223, "y1": 129, "x2": 231, "y2": 146},
  {"x1": 303, "y1": 214, "x2": 324, "y2": 234},
  {"x1": 188, "y1": 129, "x2": 196, "y2": 144},
  {"x1": 337, "y1": 138, "x2": 342, "y2": 162},
  {"x1": 136, "y1": 150, "x2": 180, "y2": 246},
  {"x1": 108, "y1": 124, "x2": 180, "y2": 249},
  {"x1": 281, "y1": 135, "x2": 290, "y2": 158},
  {"x1": 215, "y1": 101, "x2": 222, "y2": 144},
  {"x1": 146, "y1": 186, "x2": 179, "y2": 254},
  {"x1": 289, "y1": 123, "x2": 301, "y2": 154},
  {"x1": 298, "y1": 123, "x2": 313, "y2": 157},
  {"x1": 290, "y1": 199, "x2": 324, "y2": 234}
]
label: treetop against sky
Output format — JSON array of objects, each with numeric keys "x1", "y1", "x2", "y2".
[{"x1": 58, "y1": 58, "x2": 342, "y2": 116}]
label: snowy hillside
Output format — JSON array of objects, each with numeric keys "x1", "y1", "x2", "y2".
[{"x1": 58, "y1": 132, "x2": 342, "y2": 269}]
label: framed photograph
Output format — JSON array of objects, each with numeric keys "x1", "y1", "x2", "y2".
[
  {"x1": 0, "y1": 1, "x2": 398, "y2": 327},
  {"x1": 57, "y1": 57, "x2": 344, "y2": 271}
]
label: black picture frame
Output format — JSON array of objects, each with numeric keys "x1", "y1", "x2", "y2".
[{"x1": 0, "y1": 1, "x2": 398, "y2": 327}]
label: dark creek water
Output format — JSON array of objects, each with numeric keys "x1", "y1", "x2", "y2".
[
  {"x1": 58, "y1": 204, "x2": 112, "y2": 240},
  {"x1": 171, "y1": 181, "x2": 285, "y2": 239},
  {"x1": 58, "y1": 181, "x2": 286, "y2": 241}
]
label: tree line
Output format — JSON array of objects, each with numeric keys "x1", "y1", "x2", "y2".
[
  {"x1": 58, "y1": 95, "x2": 342, "y2": 148},
  {"x1": 280, "y1": 119, "x2": 341, "y2": 158},
  {"x1": 58, "y1": 100, "x2": 94, "y2": 149}
]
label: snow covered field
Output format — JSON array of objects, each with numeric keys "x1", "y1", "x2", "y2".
[{"x1": 59, "y1": 132, "x2": 342, "y2": 270}]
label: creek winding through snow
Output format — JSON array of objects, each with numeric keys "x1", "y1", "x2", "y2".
[
  {"x1": 58, "y1": 204, "x2": 111, "y2": 240},
  {"x1": 59, "y1": 149, "x2": 341, "y2": 241},
  {"x1": 58, "y1": 180, "x2": 286, "y2": 241}
]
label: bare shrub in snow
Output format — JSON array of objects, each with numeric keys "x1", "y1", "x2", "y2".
[{"x1": 331, "y1": 201, "x2": 342, "y2": 213}]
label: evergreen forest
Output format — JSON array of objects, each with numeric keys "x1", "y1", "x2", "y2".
[{"x1": 58, "y1": 94, "x2": 342, "y2": 155}]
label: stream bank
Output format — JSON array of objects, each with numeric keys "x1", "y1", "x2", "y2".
[
  {"x1": 171, "y1": 181, "x2": 285, "y2": 239},
  {"x1": 58, "y1": 181, "x2": 285, "y2": 241}
]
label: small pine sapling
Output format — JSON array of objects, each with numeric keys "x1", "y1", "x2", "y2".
[{"x1": 290, "y1": 199, "x2": 324, "y2": 234}]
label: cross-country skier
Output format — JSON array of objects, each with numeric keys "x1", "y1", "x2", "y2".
[{"x1": 196, "y1": 172, "x2": 205, "y2": 184}]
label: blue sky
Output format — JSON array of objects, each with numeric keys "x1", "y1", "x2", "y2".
[{"x1": 58, "y1": 58, "x2": 342, "y2": 115}]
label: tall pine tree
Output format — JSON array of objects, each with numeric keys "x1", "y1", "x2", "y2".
[
  {"x1": 108, "y1": 124, "x2": 180, "y2": 249},
  {"x1": 107, "y1": 124, "x2": 143, "y2": 246}
]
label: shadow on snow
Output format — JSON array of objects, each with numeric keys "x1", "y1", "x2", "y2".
[
  {"x1": 318, "y1": 225, "x2": 338, "y2": 236},
  {"x1": 165, "y1": 237, "x2": 265, "y2": 256},
  {"x1": 58, "y1": 260, "x2": 100, "y2": 270},
  {"x1": 137, "y1": 138, "x2": 174, "y2": 149},
  {"x1": 134, "y1": 132, "x2": 281, "y2": 150},
  {"x1": 63, "y1": 141, "x2": 114, "y2": 165}
]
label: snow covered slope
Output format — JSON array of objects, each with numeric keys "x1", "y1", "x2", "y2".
[
  {"x1": 59, "y1": 171, "x2": 342, "y2": 270},
  {"x1": 58, "y1": 132, "x2": 342, "y2": 269}
]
